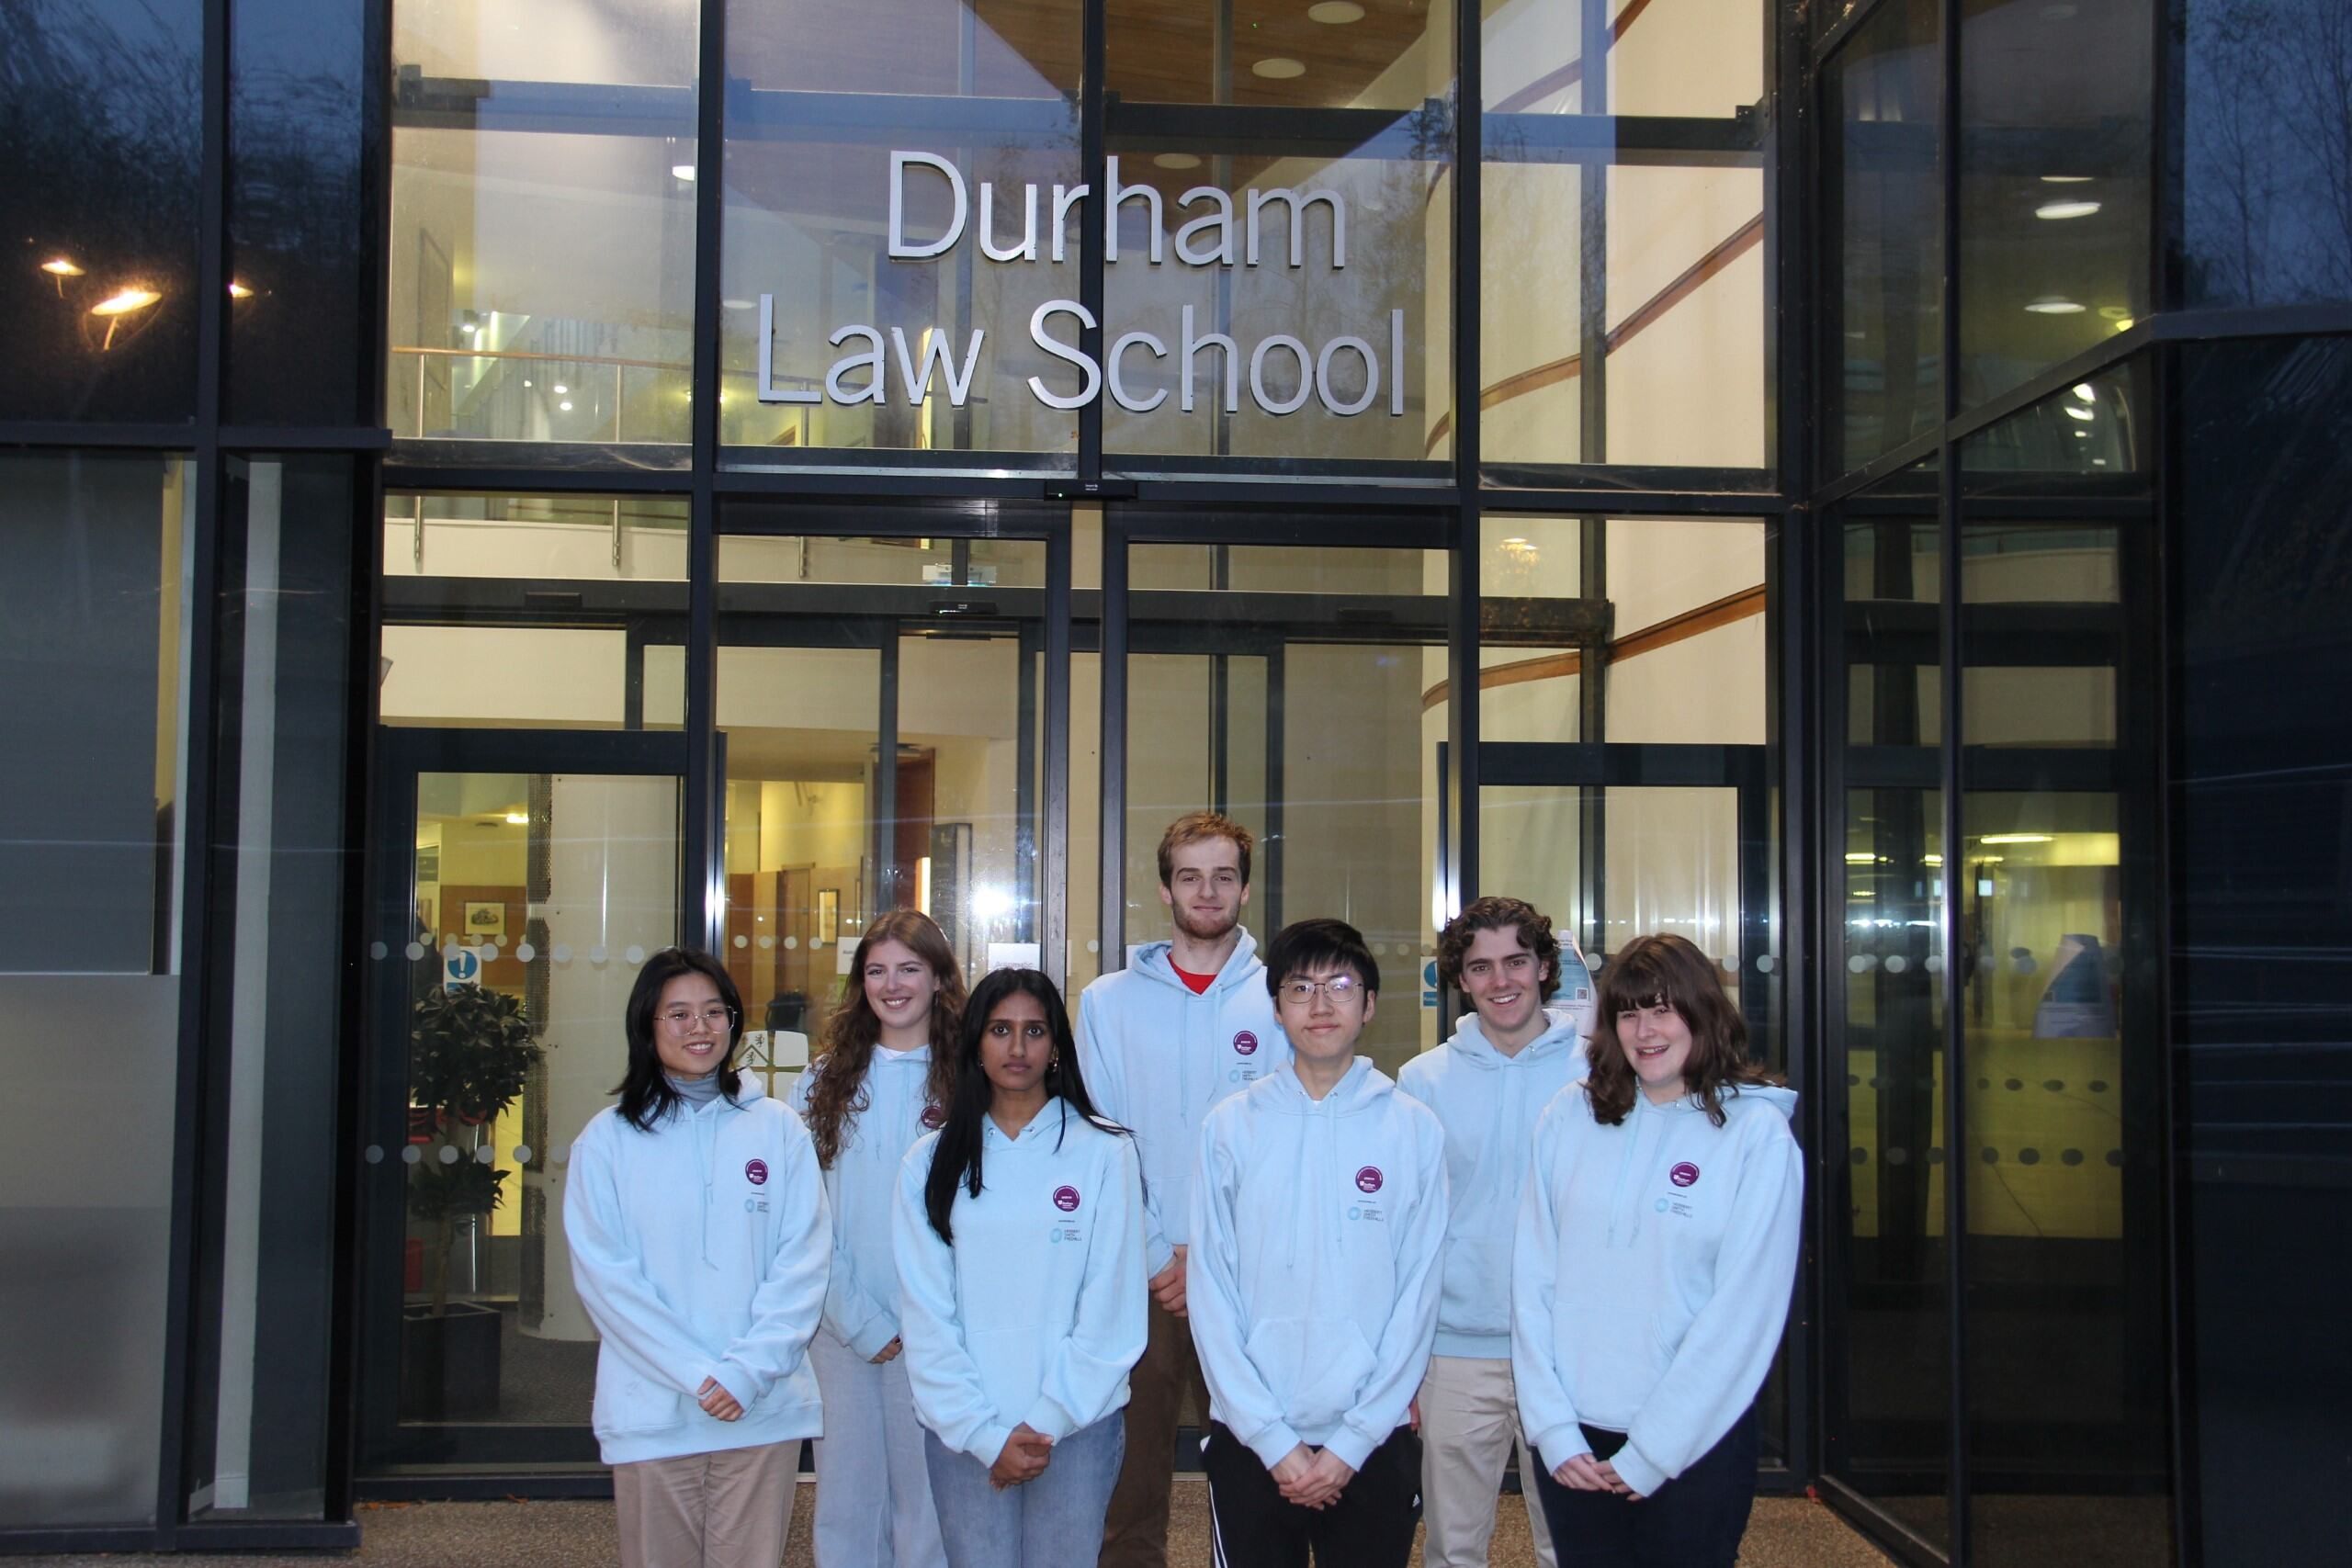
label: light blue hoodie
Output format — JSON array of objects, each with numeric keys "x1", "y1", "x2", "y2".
[
  {"x1": 892, "y1": 1101, "x2": 1148, "y2": 1465},
  {"x1": 1396, "y1": 1004, "x2": 1589, "y2": 1358},
  {"x1": 1511, "y1": 1079, "x2": 1803, "y2": 1499},
  {"x1": 1076, "y1": 930, "x2": 1288, "y2": 1276},
  {"x1": 789, "y1": 1044, "x2": 942, "y2": 1359},
  {"x1": 1188, "y1": 1056, "x2": 1448, "y2": 1472},
  {"x1": 563, "y1": 1076, "x2": 831, "y2": 1465}
]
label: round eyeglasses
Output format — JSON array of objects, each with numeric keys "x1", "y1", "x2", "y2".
[
  {"x1": 1278, "y1": 976, "x2": 1363, "y2": 1006},
  {"x1": 657, "y1": 1005, "x2": 738, "y2": 1032}
]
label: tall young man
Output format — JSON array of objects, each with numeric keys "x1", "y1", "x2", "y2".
[
  {"x1": 1190, "y1": 919, "x2": 1448, "y2": 1568},
  {"x1": 1398, "y1": 897, "x2": 1596, "y2": 1568},
  {"x1": 1077, "y1": 811, "x2": 1289, "y2": 1568}
]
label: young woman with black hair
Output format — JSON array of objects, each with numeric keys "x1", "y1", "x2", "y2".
[
  {"x1": 562, "y1": 947, "x2": 831, "y2": 1568},
  {"x1": 1511, "y1": 932, "x2": 1804, "y2": 1568},
  {"x1": 891, "y1": 967, "x2": 1147, "y2": 1568},
  {"x1": 787, "y1": 908, "x2": 967, "y2": 1568}
]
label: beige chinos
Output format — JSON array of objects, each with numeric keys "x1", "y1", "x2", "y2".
[
  {"x1": 614, "y1": 1438, "x2": 804, "y2": 1568},
  {"x1": 1418, "y1": 1355, "x2": 1557, "y2": 1568}
]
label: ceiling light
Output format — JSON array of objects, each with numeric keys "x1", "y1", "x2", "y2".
[
  {"x1": 2074, "y1": 429, "x2": 2089, "y2": 438},
  {"x1": 2112, "y1": 315, "x2": 2135, "y2": 331},
  {"x1": 523, "y1": 378, "x2": 533, "y2": 388},
  {"x1": 89, "y1": 287, "x2": 160, "y2": 316},
  {"x1": 2036, "y1": 199, "x2": 2101, "y2": 220},
  {"x1": 1308, "y1": 1, "x2": 1366, "y2": 20},
  {"x1": 672, "y1": 164, "x2": 696, "y2": 181},
  {"x1": 504, "y1": 811, "x2": 529, "y2": 825},
  {"x1": 1845, "y1": 852, "x2": 1879, "y2": 864},
  {"x1": 2025, "y1": 297, "x2": 2086, "y2": 314},
  {"x1": 1251, "y1": 57, "x2": 1306, "y2": 78},
  {"x1": 2041, "y1": 175, "x2": 2094, "y2": 183},
  {"x1": 1981, "y1": 833, "x2": 2052, "y2": 844},
  {"x1": 722, "y1": 298, "x2": 755, "y2": 310},
  {"x1": 553, "y1": 383, "x2": 569, "y2": 394},
  {"x1": 2073, "y1": 382, "x2": 2097, "y2": 401},
  {"x1": 1153, "y1": 152, "x2": 1203, "y2": 171},
  {"x1": 40, "y1": 257, "x2": 84, "y2": 276},
  {"x1": 460, "y1": 321, "x2": 476, "y2": 333},
  {"x1": 227, "y1": 281, "x2": 253, "y2": 299},
  {"x1": 559, "y1": 400, "x2": 572, "y2": 412},
  {"x1": 2064, "y1": 404, "x2": 2094, "y2": 421}
]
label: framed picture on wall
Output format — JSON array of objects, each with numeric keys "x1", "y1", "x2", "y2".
[
  {"x1": 464, "y1": 900, "x2": 506, "y2": 938},
  {"x1": 817, "y1": 888, "x2": 840, "y2": 945}
]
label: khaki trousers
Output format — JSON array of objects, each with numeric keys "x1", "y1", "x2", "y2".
[
  {"x1": 1418, "y1": 1356, "x2": 1557, "y2": 1568},
  {"x1": 1100, "y1": 1300, "x2": 1210, "y2": 1568},
  {"x1": 615, "y1": 1438, "x2": 804, "y2": 1568}
]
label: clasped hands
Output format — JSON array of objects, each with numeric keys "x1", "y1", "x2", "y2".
[
  {"x1": 1270, "y1": 1444, "x2": 1355, "y2": 1509},
  {"x1": 1551, "y1": 1451, "x2": 1643, "y2": 1501},
  {"x1": 989, "y1": 1424, "x2": 1055, "y2": 1489}
]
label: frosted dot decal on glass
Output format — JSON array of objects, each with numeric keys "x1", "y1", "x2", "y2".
[
  {"x1": 364, "y1": 1145, "x2": 384, "y2": 1164},
  {"x1": 515, "y1": 942, "x2": 535, "y2": 962},
  {"x1": 1848, "y1": 954, "x2": 1877, "y2": 973},
  {"x1": 369, "y1": 941, "x2": 389, "y2": 961},
  {"x1": 589, "y1": 944, "x2": 608, "y2": 964},
  {"x1": 551, "y1": 942, "x2": 572, "y2": 964},
  {"x1": 404, "y1": 942, "x2": 425, "y2": 962},
  {"x1": 624, "y1": 944, "x2": 646, "y2": 964},
  {"x1": 514, "y1": 1145, "x2": 533, "y2": 1164},
  {"x1": 1755, "y1": 955, "x2": 1776, "y2": 973},
  {"x1": 1885, "y1": 955, "x2": 1910, "y2": 974},
  {"x1": 783, "y1": 936, "x2": 797, "y2": 950},
  {"x1": 1925, "y1": 955, "x2": 1946, "y2": 973},
  {"x1": 1720, "y1": 954, "x2": 1738, "y2": 972},
  {"x1": 401, "y1": 1145, "x2": 422, "y2": 1165},
  {"x1": 733, "y1": 935, "x2": 749, "y2": 949},
  {"x1": 442, "y1": 940, "x2": 461, "y2": 960},
  {"x1": 553, "y1": 1144, "x2": 571, "y2": 1165},
  {"x1": 757, "y1": 935, "x2": 774, "y2": 950},
  {"x1": 481, "y1": 941, "x2": 500, "y2": 961},
  {"x1": 1086, "y1": 940, "x2": 1101, "y2": 953},
  {"x1": 437, "y1": 1145, "x2": 459, "y2": 1165}
]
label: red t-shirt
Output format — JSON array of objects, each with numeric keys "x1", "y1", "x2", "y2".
[{"x1": 1171, "y1": 964, "x2": 1217, "y2": 996}]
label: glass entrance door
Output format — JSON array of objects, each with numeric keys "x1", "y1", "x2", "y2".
[{"x1": 357, "y1": 733, "x2": 683, "y2": 1472}]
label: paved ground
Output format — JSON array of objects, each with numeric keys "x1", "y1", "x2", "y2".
[{"x1": 21, "y1": 1481, "x2": 1892, "y2": 1566}]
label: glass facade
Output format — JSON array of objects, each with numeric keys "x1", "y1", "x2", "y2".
[{"x1": 5, "y1": 1, "x2": 2348, "y2": 1562}]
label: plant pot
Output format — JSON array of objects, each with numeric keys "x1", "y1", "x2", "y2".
[{"x1": 399, "y1": 1301, "x2": 503, "y2": 1420}]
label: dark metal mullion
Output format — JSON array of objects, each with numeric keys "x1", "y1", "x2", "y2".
[
  {"x1": 1077, "y1": 0, "x2": 1106, "y2": 479},
  {"x1": 1577, "y1": 0, "x2": 1610, "y2": 470},
  {"x1": 1814, "y1": 0, "x2": 1896, "y2": 73},
  {"x1": 1264, "y1": 640, "x2": 1285, "y2": 932},
  {"x1": 1936, "y1": 0, "x2": 1970, "y2": 1553},
  {"x1": 1098, "y1": 512, "x2": 1128, "y2": 967},
  {"x1": 1041, "y1": 528, "x2": 1072, "y2": 985},
  {"x1": 684, "y1": 0, "x2": 727, "y2": 953},
  {"x1": 876, "y1": 629, "x2": 900, "y2": 915},
  {"x1": 1210, "y1": 545, "x2": 1229, "y2": 813},
  {"x1": 1446, "y1": 0, "x2": 1480, "y2": 987},
  {"x1": 1016, "y1": 621, "x2": 1040, "y2": 946},
  {"x1": 156, "y1": 0, "x2": 237, "y2": 1533}
]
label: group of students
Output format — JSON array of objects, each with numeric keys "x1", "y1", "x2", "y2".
[{"x1": 562, "y1": 811, "x2": 1804, "y2": 1568}]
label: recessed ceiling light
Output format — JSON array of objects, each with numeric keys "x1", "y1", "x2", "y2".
[
  {"x1": 2064, "y1": 405, "x2": 2095, "y2": 421},
  {"x1": 559, "y1": 400, "x2": 573, "y2": 412},
  {"x1": 1308, "y1": 1, "x2": 1366, "y2": 21},
  {"x1": 672, "y1": 164, "x2": 696, "y2": 181},
  {"x1": 1252, "y1": 57, "x2": 1306, "y2": 79},
  {"x1": 554, "y1": 383, "x2": 569, "y2": 394},
  {"x1": 40, "y1": 257, "x2": 84, "y2": 276},
  {"x1": 2072, "y1": 383, "x2": 2097, "y2": 401},
  {"x1": 228, "y1": 281, "x2": 253, "y2": 299},
  {"x1": 2041, "y1": 175, "x2": 2094, "y2": 184},
  {"x1": 722, "y1": 298, "x2": 756, "y2": 310},
  {"x1": 504, "y1": 811, "x2": 529, "y2": 825},
  {"x1": 523, "y1": 379, "x2": 533, "y2": 388},
  {"x1": 2024, "y1": 297, "x2": 2086, "y2": 314},
  {"x1": 2036, "y1": 199, "x2": 2101, "y2": 220},
  {"x1": 1154, "y1": 152, "x2": 1203, "y2": 170}
]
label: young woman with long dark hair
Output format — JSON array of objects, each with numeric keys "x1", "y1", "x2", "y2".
[
  {"x1": 1511, "y1": 932, "x2": 1804, "y2": 1568},
  {"x1": 891, "y1": 967, "x2": 1146, "y2": 1568},
  {"x1": 563, "y1": 947, "x2": 830, "y2": 1568},
  {"x1": 786, "y1": 909, "x2": 966, "y2": 1568}
]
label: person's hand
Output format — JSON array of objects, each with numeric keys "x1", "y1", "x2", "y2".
[
  {"x1": 1551, "y1": 1452, "x2": 1618, "y2": 1492},
  {"x1": 1292, "y1": 1448, "x2": 1355, "y2": 1509},
  {"x1": 869, "y1": 1337, "x2": 902, "y2": 1365},
  {"x1": 1594, "y1": 1458, "x2": 1642, "y2": 1500},
  {"x1": 989, "y1": 1425, "x2": 1054, "y2": 1490},
  {"x1": 1269, "y1": 1443, "x2": 1319, "y2": 1505},
  {"x1": 1408, "y1": 1396, "x2": 1421, "y2": 1433},
  {"x1": 1149, "y1": 1246, "x2": 1189, "y2": 1316},
  {"x1": 696, "y1": 1377, "x2": 744, "y2": 1422}
]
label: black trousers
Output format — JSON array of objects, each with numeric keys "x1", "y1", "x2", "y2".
[
  {"x1": 1201, "y1": 1421, "x2": 1423, "y2": 1568},
  {"x1": 1531, "y1": 1409, "x2": 1758, "y2": 1568}
]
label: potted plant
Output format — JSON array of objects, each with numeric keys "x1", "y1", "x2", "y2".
[{"x1": 400, "y1": 983, "x2": 541, "y2": 1419}]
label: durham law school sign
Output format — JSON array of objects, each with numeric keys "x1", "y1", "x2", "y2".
[{"x1": 755, "y1": 152, "x2": 1406, "y2": 420}]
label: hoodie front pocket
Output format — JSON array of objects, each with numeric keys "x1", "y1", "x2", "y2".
[
  {"x1": 1439, "y1": 1235, "x2": 1510, "y2": 1337},
  {"x1": 1243, "y1": 1317, "x2": 1376, "y2": 1434},
  {"x1": 594, "y1": 1368, "x2": 684, "y2": 1438}
]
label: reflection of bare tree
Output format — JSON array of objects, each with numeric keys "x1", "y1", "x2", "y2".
[{"x1": 2185, "y1": 0, "x2": 2352, "y2": 306}]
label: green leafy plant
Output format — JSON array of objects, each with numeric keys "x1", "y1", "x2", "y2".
[{"x1": 407, "y1": 986, "x2": 542, "y2": 1313}]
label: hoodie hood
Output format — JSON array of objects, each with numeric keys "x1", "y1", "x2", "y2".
[
  {"x1": 1442, "y1": 1010, "x2": 1585, "y2": 1070},
  {"x1": 1266, "y1": 1055, "x2": 1388, "y2": 1112},
  {"x1": 1128, "y1": 927, "x2": 1265, "y2": 995}
]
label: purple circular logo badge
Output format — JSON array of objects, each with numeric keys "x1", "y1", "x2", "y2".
[
  {"x1": 1354, "y1": 1166, "x2": 1384, "y2": 1194},
  {"x1": 1233, "y1": 1030, "x2": 1260, "y2": 1056},
  {"x1": 1669, "y1": 1161, "x2": 1701, "y2": 1189},
  {"x1": 1053, "y1": 1185, "x2": 1081, "y2": 1213},
  {"x1": 921, "y1": 1104, "x2": 946, "y2": 1130},
  {"x1": 744, "y1": 1159, "x2": 769, "y2": 1187}
]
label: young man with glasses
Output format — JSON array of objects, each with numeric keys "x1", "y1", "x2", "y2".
[
  {"x1": 1188, "y1": 918, "x2": 1448, "y2": 1568},
  {"x1": 1398, "y1": 897, "x2": 1596, "y2": 1568},
  {"x1": 1079, "y1": 811, "x2": 1288, "y2": 1568}
]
